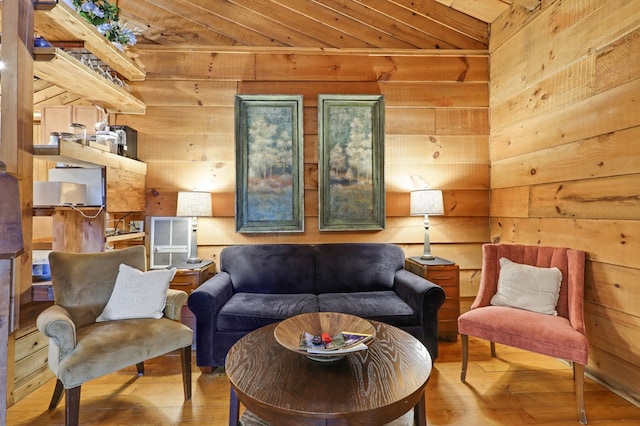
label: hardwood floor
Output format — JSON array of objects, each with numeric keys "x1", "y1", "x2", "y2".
[{"x1": 7, "y1": 336, "x2": 640, "y2": 425}]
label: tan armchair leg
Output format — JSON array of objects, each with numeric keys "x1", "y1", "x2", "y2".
[
  {"x1": 49, "y1": 379, "x2": 65, "y2": 410},
  {"x1": 181, "y1": 346, "x2": 192, "y2": 400},
  {"x1": 574, "y1": 363, "x2": 587, "y2": 424},
  {"x1": 65, "y1": 386, "x2": 81, "y2": 426},
  {"x1": 136, "y1": 362, "x2": 145, "y2": 376},
  {"x1": 460, "y1": 334, "x2": 469, "y2": 382}
]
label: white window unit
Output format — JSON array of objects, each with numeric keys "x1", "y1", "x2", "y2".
[{"x1": 149, "y1": 216, "x2": 192, "y2": 269}]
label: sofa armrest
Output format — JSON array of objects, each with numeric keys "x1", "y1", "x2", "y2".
[
  {"x1": 164, "y1": 289, "x2": 188, "y2": 321},
  {"x1": 36, "y1": 304, "x2": 77, "y2": 360},
  {"x1": 394, "y1": 269, "x2": 446, "y2": 359},
  {"x1": 394, "y1": 269, "x2": 446, "y2": 315},
  {"x1": 187, "y1": 271, "x2": 235, "y2": 331}
]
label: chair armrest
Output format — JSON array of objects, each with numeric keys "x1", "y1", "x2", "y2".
[
  {"x1": 164, "y1": 289, "x2": 188, "y2": 321},
  {"x1": 187, "y1": 272, "x2": 234, "y2": 330},
  {"x1": 36, "y1": 305, "x2": 77, "y2": 359}
]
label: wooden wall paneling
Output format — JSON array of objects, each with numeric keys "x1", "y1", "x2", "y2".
[
  {"x1": 490, "y1": 0, "x2": 629, "y2": 99},
  {"x1": 195, "y1": 216, "x2": 488, "y2": 247},
  {"x1": 586, "y1": 261, "x2": 640, "y2": 317},
  {"x1": 490, "y1": 186, "x2": 529, "y2": 218},
  {"x1": 595, "y1": 27, "x2": 640, "y2": 93},
  {"x1": 51, "y1": 208, "x2": 105, "y2": 253},
  {"x1": 489, "y1": 1, "x2": 542, "y2": 52},
  {"x1": 135, "y1": 49, "x2": 256, "y2": 80},
  {"x1": 435, "y1": 108, "x2": 489, "y2": 135},
  {"x1": 137, "y1": 133, "x2": 234, "y2": 162},
  {"x1": 588, "y1": 346, "x2": 640, "y2": 403},
  {"x1": 386, "y1": 135, "x2": 489, "y2": 164},
  {"x1": 105, "y1": 168, "x2": 146, "y2": 213},
  {"x1": 386, "y1": 190, "x2": 489, "y2": 217},
  {"x1": 529, "y1": 175, "x2": 640, "y2": 220},
  {"x1": 584, "y1": 303, "x2": 640, "y2": 382},
  {"x1": 385, "y1": 163, "x2": 489, "y2": 191},
  {"x1": 123, "y1": 48, "x2": 490, "y2": 308},
  {"x1": 491, "y1": 125, "x2": 640, "y2": 188},
  {"x1": 127, "y1": 80, "x2": 239, "y2": 107},
  {"x1": 490, "y1": 56, "x2": 596, "y2": 131},
  {"x1": 489, "y1": 217, "x2": 640, "y2": 269},
  {"x1": 145, "y1": 161, "x2": 235, "y2": 192},
  {"x1": 491, "y1": 79, "x2": 640, "y2": 162},
  {"x1": 490, "y1": 0, "x2": 640, "y2": 402},
  {"x1": 254, "y1": 54, "x2": 489, "y2": 82},
  {"x1": 385, "y1": 108, "x2": 436, "y2": 135},
  {"x1": 115, "y1": 106, "x2": 235, "y2": 134}
]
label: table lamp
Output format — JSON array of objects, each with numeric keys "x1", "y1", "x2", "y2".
[
  {"x1": 176, "y1": 191, "x2": 212, "y2": 264},
  {"x1": 410, "y1": 189, "x2": 444, "y2": 260}
]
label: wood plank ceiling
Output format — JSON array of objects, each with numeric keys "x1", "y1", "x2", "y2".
[
  {"x1": 3, "y1": 0, "x2": 542, "y2": 109},
  {"x1": 115, "y1": 0, "x2": 539, "y2": 50}
]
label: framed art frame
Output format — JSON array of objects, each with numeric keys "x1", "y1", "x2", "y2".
[
  {"x1": 235, "y1": 95, "x2": 304, "y2": 233},
  {"x1": 318, "y1": 94, "x2": 385, "y2": 231}
]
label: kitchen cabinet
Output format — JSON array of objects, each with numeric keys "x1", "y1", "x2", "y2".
[{"x1": 40, "y1": 105, "x2": 101, "y2": 145}]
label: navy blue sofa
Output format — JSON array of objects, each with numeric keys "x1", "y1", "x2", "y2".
[{"x1": 187, "y1": 243, "x2": 446, "y2": 372}]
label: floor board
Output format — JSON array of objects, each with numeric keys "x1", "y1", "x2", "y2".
[{"x1": 6, "y1": 337, "x2": 640, "y2": 425}]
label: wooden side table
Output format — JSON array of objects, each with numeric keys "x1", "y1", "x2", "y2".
[
  {"x1": 405, "y1": 256, "x2": 460, "y2": 342},
  {"x1": 169, "y1": 260, "x2": 216, "y2": 344}
]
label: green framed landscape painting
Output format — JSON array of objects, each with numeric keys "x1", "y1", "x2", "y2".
[
  {"x1": 235, "y1": 95, "x2": 304, "y2": 233},
  {"x1": 318, "y1": 94, "x2": 385, "y2": 231}
]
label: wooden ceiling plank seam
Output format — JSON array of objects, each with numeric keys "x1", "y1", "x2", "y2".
[
  {"x1": 396, "y1": 0, "x2": 489, "y2": 44},
  {"x1": 191, "y1": 0, "x2": 371, "y2": 48},
  {"x1": 144, "y1": 0, "x2": 290, "y2": 46},
  {"x1": 364, "y1": 0, "x2": 488, "y2": 49},
  {"x1": 449, "y1": 0, "x2": 511, "y2": 23},
  {"x1": 118, "y1": 0, "x2": 236, "y2": 46},
  {"x1": 311, "y1": 0, "x2": 459, "y2": 49},
  {"x1": 268, "y1": 0, "x2": 417, "y2": 49}
]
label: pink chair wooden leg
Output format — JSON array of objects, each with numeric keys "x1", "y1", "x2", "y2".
[{"x1": 461, "y1": 334, "x2": 469, "y2": 382}]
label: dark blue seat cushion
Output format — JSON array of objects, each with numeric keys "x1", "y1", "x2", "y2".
[
  {"x1": 217, "y1": 293, "x2": 319, "y2": 331},
  {"x1": 318, "y1": 291, "x2": 417, "y2": 326}
]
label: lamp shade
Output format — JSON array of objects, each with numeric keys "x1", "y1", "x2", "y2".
[
  {"x1": 176, "y1": 191, "x2": 212, "y2": 217},
  {"x1": 410, "y1": 189, "x2": 444, "y2": 216}
]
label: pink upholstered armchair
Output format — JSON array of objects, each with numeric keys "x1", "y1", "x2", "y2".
[{"x1": 458, "y1": 243, "x2": 588, "y2": 424}]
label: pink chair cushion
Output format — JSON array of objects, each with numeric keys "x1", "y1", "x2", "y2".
[
  {"x1": 458, "y1": 243, "x2": 588, "y2": 365},
  {"x1": 458, "y1": 305, "x2": 588, "y2": 364}
]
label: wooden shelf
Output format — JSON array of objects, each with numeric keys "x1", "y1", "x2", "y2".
[
  {"x1": 33, "y1": 1, "x2": 146, "y2": 82},
  {"x1": 106, "y1": 232, "x2": 145, "y2": 242},
  {"x1": 34, "y1": 47, "x2": 146, "y2": 114},
  {"x1": 34, "y1": 139, "x2": 147, "y2": 174}
]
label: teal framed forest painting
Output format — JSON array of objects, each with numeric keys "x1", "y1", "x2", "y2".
[
  {"x1": 318, "y1": 94, "x2": 385, "y2": 231},
  {"x1": 235, "y1": 95, "x2": 304, "y2": 233}
]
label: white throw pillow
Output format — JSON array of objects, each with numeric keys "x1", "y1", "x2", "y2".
[
  {"x1": 96, "y1": 264, "x2": 177, "y2": 322},
  {"x1": 490, "y1": 257, "x2": 562, "y2": 315}
]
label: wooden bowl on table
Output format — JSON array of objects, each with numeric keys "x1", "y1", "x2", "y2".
[{"x1": 274, "y1": 312, "x2": 375, "y2": 362}]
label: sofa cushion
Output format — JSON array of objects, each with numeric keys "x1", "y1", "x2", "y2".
[
  {"x1": 217, "y1": 293, "x2": 319, "y2": 331},
  {"x1": 221, "y1": 244, "x2": 316, "y2": 294},
  {"x1": 318, "y1": 291, "x2": 417, "y2": 326},
  {"x1": 314, "y1": 244, "x2": 404, "y2": 293}
]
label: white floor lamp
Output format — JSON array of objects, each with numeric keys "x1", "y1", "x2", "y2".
[{"x1": 176, "y1": 191, "x2": 212, "y2": 264}]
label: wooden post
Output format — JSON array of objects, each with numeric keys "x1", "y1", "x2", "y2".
[{"x1": 0, "y1": 164, "x2": 25, "y2": 426}]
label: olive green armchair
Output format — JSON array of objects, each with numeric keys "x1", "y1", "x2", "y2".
[{"x1": 37, "y1": 246, "x2": 193, "y2": 426}]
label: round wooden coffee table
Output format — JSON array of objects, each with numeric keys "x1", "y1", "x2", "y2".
[{"x1": 225, "y1": 315, "x2": 432, "y2": 426}]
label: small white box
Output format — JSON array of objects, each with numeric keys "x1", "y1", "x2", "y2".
[{"x1": 33, "y1": 181, "x2": 87, "y2": 207}]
